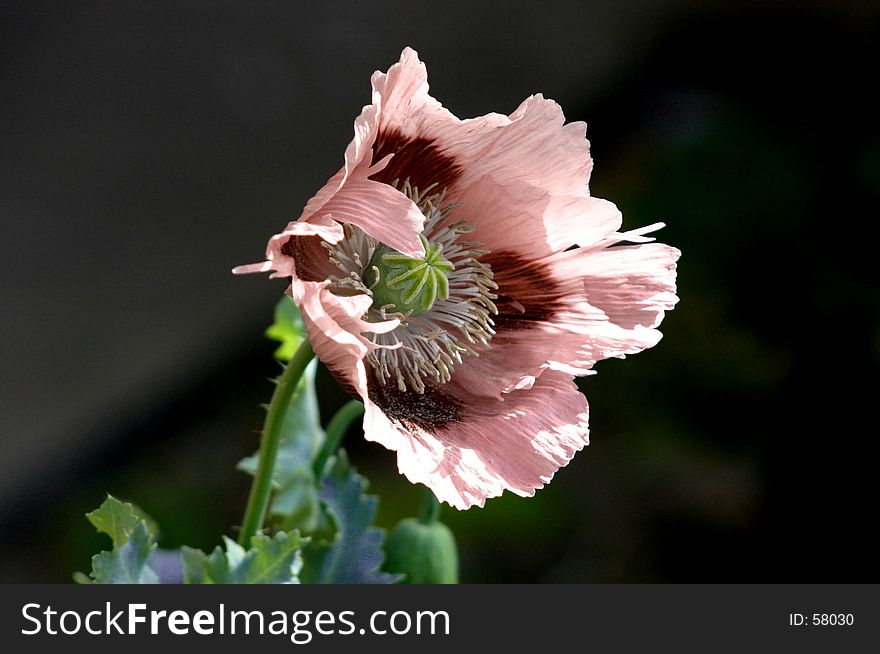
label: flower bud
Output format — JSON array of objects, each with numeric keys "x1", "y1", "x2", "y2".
[{"x1": 382, "y1": 517, "x2": 459, "y2": 584}]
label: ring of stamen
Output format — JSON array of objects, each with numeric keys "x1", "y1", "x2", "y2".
[{"x1": 324, "y1": 179, "x2": 498, "y2": 393}]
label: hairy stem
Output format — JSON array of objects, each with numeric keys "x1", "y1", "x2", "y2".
[{"x1": 238, "y1": 340, "x2": 315, "y2": 545}]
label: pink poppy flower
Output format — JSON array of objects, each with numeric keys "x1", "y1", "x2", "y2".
[{"x1": 235, "y1": 47, "x2": 679, "y2": 509}]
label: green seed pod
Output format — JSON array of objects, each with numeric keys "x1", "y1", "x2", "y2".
[
  {"x1": 367, "y1": 236, "x2": 454, "y2": 316},
  {"x1": 382, "y1": 517, "x2": 459, "y2": 584}
]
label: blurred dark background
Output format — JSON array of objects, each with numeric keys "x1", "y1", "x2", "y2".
[{"x1": 2, "y1": 0, "x2": 878, "y2": 582}]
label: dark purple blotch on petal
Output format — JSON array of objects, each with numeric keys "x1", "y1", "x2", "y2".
[
  {"x1": 280, "y1": 235, "x2": 330, "y2": 282},
  {"x1": 367, "y1": 371, "x2": 462, "y2": 431},
  {"x1": 370, "y1": 128, "x2": 461, "y2": 193},
  {"x1": 488, "y1": 251, "x2": 566, "y2": 330}
]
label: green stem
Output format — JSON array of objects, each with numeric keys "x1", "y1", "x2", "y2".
[
  {"x1": 238, "y1": 340, "x2": 315, "y2": 545},
  {"x1": 418, "y1": 487, "x2": 441, "y2": 525},
  {"x1": 313, "y1": 399, "x2": 364, "y2": 478}
]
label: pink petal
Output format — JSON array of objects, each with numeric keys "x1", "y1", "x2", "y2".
[
  {"x1": 293, "y1": 280, "x2": 398, "y2": 398},
  {"x1": 299, "y1": 104, "x2": 380, "y2": 222},
  {"x1": 287, "y1": 60, "x2": 433, "y2": 258},
  {"x1": 450, "y1": 97, "x2": 621, "y2": 255},
  {"x1": 451, "y1": 240, "x2": 680, "y2": 398},
  {"x1": 363, "y1": 371, "x2": 589, "y2": 509},
  {"x1": 566, "y1": 242, "x2": 681, "y2": 331},
  {"x1": 371, "y1": 47, "x2": 453, "y2": 144},
  {"x1": 311, "y1": 176, "x2": 426, "y2": 258},
  {"x1": 369, "y1": 51, "x2": 619, "y2": 257},
  {"x1": 231, "y1": 261, "x2": 272, "y2": 275},
  {"x1": 234, "y1": 216, "x2": 343, "y2": 280}
]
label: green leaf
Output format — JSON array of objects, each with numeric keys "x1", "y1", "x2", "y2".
[
  {"x1": 270, "y1": 467, "x2": 322, "y2": 532},
  {"x1": 83, "y1": 495, "x2": 172, "y2": 584},
  {"x1": 237, "y1": 358, "x2": 325, "y2": 531},
  {"x1": 90, "y1": 522, "x2": 159, "y2": 584},
  {"x1": 246, "y1": 532, "x2": 304, "y2": 583},
  {"x1": 265, "y1": 295, "x2": 307, "y2": 361},
  {"x1": 300, "y1": 451, "x2": 399, "y2": 584},
  {"x1": 86, "y1": 494, "x2": 156, "y2": 547},
  {"x1": 180, "y1": 541, "x2": 238, "y2": 585},
  {"x1": 182, "y1": 530, "x2": 303, "y2": 584}
]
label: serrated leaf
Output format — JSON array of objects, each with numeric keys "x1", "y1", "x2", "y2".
[
  {"x1": 247, "y1": 532, "x2": 304, "y2": 583},
  {"x1": 182, "y1": 530, "x2": 303, "y2": 584},
  {"x1": 265, "y1": 295, "x2": 307, "y2": 361},
  {"x1": 270, "y1": 467, "x2": 322, "y2": 532},
  {"x1": 300, "y1": 452, "x2": 399, "y2": 584},
  {"x1": 237, "y1": 358, "x2": 325, "y2": 531},
  {"x1": 86, "y1": 494, "x2": 156, "y2": 547},
  {"x1": 90, "y1": 522, "x2": 159, "y2": 584},
  {"x1": 180, "y1": 544, "x2": 229, "y2": 585}
]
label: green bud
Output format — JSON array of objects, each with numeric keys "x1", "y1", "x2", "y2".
[
  {"x1": 367, "y1": 236, "x2": 454, "y2": 315},
  {"x1": 382, "y1": 518, "x2": 459, "y2": 584}
]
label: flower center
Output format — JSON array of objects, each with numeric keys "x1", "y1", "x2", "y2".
[
  {"x1": 325, "y1": 180, "x2": 498, "y2": 393},
  {"x1": 366, "y1": 236, "x2": 454, "y2": 316}
]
